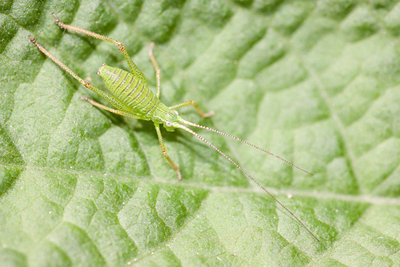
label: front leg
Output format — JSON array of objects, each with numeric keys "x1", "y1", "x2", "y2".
[{"x1": 154, "y1": 124, "x2": 182, "y2": 180}]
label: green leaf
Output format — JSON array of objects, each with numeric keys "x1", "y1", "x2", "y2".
[{"x1": 1, "y1": 0, "x2": 400, "y2": 266}]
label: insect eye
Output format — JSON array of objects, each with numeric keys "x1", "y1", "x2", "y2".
[{"x1": 166, "y1": 121, "x2": 172, "y2": 127}]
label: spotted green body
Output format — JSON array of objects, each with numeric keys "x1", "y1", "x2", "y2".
[
  {"x1": 28, "y1": 14, "x2": 320, "y2": 242},
  {"x1": 99, "y1": 65, "x2": 179, "y2": 129}
]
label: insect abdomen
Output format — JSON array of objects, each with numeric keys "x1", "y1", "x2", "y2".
[{"x1": 99, "y1": 65, "x2": 159, "y2": 116}]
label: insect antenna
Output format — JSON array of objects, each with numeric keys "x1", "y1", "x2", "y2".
[
  {"x1": 179, "y1": 119, "x2": 313, "y2": 175},
  {"x1": 177, "y1": 124, "x2": 320, "y2": 242}
]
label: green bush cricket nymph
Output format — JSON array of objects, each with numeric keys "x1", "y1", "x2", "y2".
[{"x1": 29, "y1": 14, "x2": 319, "y2": 242}]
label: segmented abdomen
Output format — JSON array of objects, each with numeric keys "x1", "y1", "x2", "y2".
[{"x1": 100, "y1": 66, "x2": 159, "y2": 117}]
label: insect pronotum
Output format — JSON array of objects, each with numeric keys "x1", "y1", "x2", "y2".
[{"x1": 29, "y1": 14, "x2": 319, "y2": 242}]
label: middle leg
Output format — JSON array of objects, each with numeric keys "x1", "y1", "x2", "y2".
[
  {"x1": 169, "y1": 101, "x2": 214, "y2": 118},
  {"x1": 148, "y1": 42, "x2": 161, "y2": 98}
]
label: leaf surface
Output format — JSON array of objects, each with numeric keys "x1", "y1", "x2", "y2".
[{"x1": 1, "y1": 0, "x2": 400, "y2": 266}]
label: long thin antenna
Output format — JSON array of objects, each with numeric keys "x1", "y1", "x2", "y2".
[
  {"x1": 178, "y1": 124, "x2": 320, "y2": 242},
  {"x1": 179, "y1": 119, "x2": 313, "y2": 175}
]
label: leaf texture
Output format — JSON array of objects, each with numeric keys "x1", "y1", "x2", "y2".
[{"x1": 1, "y1": 0, "x2": 400, "y2": 266}]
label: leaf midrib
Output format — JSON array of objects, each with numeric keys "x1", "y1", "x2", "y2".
[{"x1": 1, "y1": 161, "x2": 398, "y2": 206}]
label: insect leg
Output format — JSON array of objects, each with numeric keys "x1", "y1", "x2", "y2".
[
  {"x1": 52, "y1": 14, "x2": 144, "y2": 80},
  {"x1": 80, "y1": 97, "x2": 140, "y2": 119},
  {"x1": 148, "y1": 42, "x2": 161, "y2": 98},
  {"x1": 170, "y1": 101, "x2": 214, "y2": 118},
  {"x1": 29, "y1": 37, "x2": 129, "y2": 112},
  {"x1": 154, "y1": 124, "x2": 182, "y2": 180}
]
